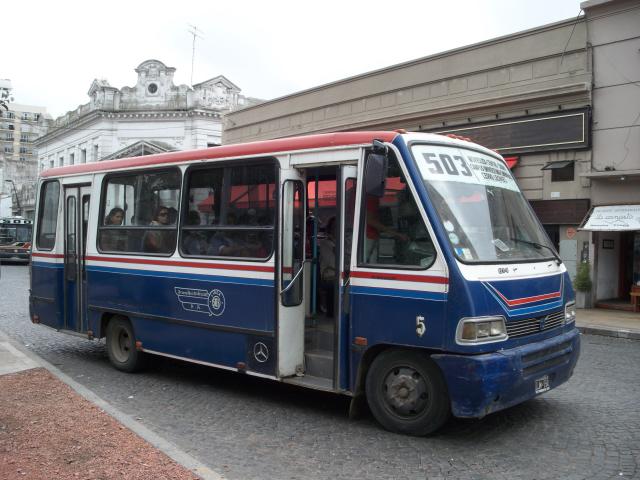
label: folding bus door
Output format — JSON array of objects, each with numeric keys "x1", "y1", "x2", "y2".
[
  {"x1": 63, "y1": 184, "x2": 91, "y2": 333},
  {"x1": 278, "y1": 172, "x2": 306, "y2": 377}
]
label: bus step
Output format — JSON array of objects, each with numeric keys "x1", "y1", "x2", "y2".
[
  {"x1": 305, "y1": 323, "x2": 334, "y2": 351},
  {"x1": 304, "y1": 349, "x2": 334, "y2": 379}
]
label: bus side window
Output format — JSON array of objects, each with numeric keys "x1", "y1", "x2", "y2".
[
  {"x1": 98, "y1": 170, "x2": 181, "y2": 255},
  {"x1": 359, "y1": 152, "x2": 436, "y2": 269},
  {"x1": 180, "y1": 162, "x2": 276, "y2": 260},
  {"x1": 37, "y1": 181, "x2": 61, "y2": 250}
]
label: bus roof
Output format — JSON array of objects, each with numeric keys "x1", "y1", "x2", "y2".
[{"x1": 40, "y1": 131, "x2": 400, "y2": 179}]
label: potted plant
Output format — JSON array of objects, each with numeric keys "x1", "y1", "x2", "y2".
[{"x1": 574, "y1": 261, "x2": 592, "y2": 308}]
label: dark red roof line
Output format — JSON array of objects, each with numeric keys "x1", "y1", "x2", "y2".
[{"x1": 41, "y1": 131, "x2": 399, "y2": 178}]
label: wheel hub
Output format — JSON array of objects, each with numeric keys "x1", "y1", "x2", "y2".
[{"x1": 383, "y1": 367, "x2": 428, "y2": 417}]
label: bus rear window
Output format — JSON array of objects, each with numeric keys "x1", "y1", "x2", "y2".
[{"x1": 37, "y1": 181, "x2": 60, "y2": 250}]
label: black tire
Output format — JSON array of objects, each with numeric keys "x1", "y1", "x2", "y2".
[
  {"x1": 106, "y1": 316, "x2": 145, "y2": 373},
  {"x1": 365, "y1": 349, "x2": 450, "y2": 436}
]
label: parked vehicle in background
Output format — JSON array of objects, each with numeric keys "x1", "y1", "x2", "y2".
[
  {"x1": 29, "y1": 131, "x2": 580, "y2": 435},
  {"x1": 0, "y1": 217, "x2": 33, "y2": 263}
]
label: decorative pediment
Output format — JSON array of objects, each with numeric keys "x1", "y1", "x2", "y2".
[
  {"x1": 102, "y1": 140, "x2": 177, "y2": 160},
  {"x1": 193, "y1": 75, "x2": 240, "y2": 93},
  {"x1": 87, "y1": 79, "x2": 116, "y2": 96},
  {"x1": 134, "y1": 59, "x2": 176, "y2": 78}
]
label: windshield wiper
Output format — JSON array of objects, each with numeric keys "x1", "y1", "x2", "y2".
[{"x1": 510, "y1": 237, "x2": 562, "y2": 265}]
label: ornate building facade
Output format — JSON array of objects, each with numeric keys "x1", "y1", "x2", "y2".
[{"x1": 35, "y1": 59, "x2": 260, "y2": 171}]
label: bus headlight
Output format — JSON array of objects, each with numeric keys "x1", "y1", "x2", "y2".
[
  {"x1": 456, "y1": 316, "x2": 507, "y2": 344},
  {"x1": 564, "y1": 301, "x2": 576, "y2": 324}
]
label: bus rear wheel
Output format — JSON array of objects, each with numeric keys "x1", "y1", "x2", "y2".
[
  {"x1": 106, "y1": 316, "x2": 145, "y2": 373},
  {"x1": 365, "y1": 350, "x2": 450, "y2": 436}
]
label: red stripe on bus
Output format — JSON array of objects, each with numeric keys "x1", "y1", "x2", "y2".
[
  {"x1": 494, "y1": 289, "x2": 561, "y2": 307},
  {"x1": 349, "y1": 271, "x2": 448, "y2": 284},
  {"x1": 83, "y1": 255, "x2": 274, "y2": 273},
  {"x1": 31, "y1": 252, "x2": 64, "y2": 259},
  {"x1": 40, "y1": 132, "x2": 398, "y2": 178}
]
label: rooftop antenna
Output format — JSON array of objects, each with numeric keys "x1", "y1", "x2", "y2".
[{"x1": 188, "y1": 24, "x2": 204, "y2": 86}]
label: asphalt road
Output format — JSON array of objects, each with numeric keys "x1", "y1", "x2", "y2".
[{"x1": 1, "y1": 264, "x2": 639, "y2": 480}]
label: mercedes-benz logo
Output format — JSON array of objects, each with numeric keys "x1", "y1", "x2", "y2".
[{"x1": 253, "y1": 342, "x2": 269, "y2": 363}]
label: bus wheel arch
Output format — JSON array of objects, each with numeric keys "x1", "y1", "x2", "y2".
[
  {"x1": 105, "y1": 315, "x2": 146, "y2": 373},
  {"x1": 362, "y1": 347, "x2": 451, "y2": 436}
]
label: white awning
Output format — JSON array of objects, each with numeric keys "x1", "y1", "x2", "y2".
[{"x1": 580, "y1": 205, "x2": 640, "y2": 231}]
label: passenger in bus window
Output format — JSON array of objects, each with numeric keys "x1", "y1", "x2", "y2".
[
  {"x1": 167, "y1": 207, "x2": 178, "y2": 225},
  {"x1": 105, "y1": 207, "x2": 124, "y2": 226},
  {"x1": 365, "y1": 194, "x2": 408, "y2": 263},
  {"x1": 207, "y1": 212, "x2": 249, "y2": 257},
  {"x1": 182, "y1": 211, "x2": 206, "y2": 255},
  {"x1": 143, "y1": 206, "x2": 171, "y2": 253},
  {"x1": 318, "y1": 216, "x2": 337, "y2": 315},
  {"x1": 100, "y1": 207, "x2": 126, "y2": 251}
]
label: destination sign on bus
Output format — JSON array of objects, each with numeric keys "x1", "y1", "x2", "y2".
[{"x1": 413, "y1": 145, "x2": 519, "y2": 192}]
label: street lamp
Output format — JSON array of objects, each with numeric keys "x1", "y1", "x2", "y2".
[{"x1": 4, "y1": 180, "x2": 21, "y2": 216}]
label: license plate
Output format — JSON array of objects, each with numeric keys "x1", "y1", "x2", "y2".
[{"x1": 535, "y1": 375, "x2": 550, "y2": 394}]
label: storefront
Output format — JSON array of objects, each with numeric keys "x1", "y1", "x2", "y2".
[{"x1": 580, "y1": 205, "x2": 640, "y2": 310}]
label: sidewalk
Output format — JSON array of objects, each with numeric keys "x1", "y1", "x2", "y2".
[
  {"x1": 0, "y1": 331, "x2": 221, "y2": 480},
  {"x1": 576, "y1": 307, "x2": 640, "y2": 340}
]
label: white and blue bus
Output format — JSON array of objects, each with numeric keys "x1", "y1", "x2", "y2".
[{"x1": 29, "y1": 131, "x2": 579, "y2": 435}]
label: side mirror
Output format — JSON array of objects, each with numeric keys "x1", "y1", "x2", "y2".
[{"x1": 364, "y1": 153, "x2": 388, "y2": 197}]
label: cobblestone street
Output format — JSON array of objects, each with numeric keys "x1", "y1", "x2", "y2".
[{"x1": 1, "y1": 265, "x2": 639, "y2": 480}]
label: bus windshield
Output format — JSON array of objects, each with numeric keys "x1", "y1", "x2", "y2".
[
  {"x1": 0, "y1": 224, "x2": 32, "y2": 245},
  {"x1": 411, "y1": 143, "x2": 554, "y2": 263}
]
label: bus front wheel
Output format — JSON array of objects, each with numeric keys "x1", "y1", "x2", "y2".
[
  {"x1": 365, "y1": 350, "x2": 450, "y2": 436},
  {"x1": 106, "y1": 316, "x2": 145, "y2": 373}
]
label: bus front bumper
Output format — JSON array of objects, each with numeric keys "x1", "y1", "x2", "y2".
[{"x1": 432, "y1": 328, "x2": 580, "y2": 418}]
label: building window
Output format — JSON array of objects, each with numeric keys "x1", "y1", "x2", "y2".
[
  {"x1": 8, "y1": 124, "x2": 14, "y2": 130},
  {"x1": 20, "y1": 134, "x2": 29, "y2": 142},
  {"x1": 19, "y1": 146, "x2": 28, "y2": 154},
  {"x1": 93, "y1": 144, "x2": 99, "y2": 161},
  {"x1": 69, "y1": 153, "x2": 75, "y2": 165},
  {"x1": 49, "y1": 159, "x2": 54, "y2": 168},
  {"x1": 59, "y1": 157, "x2": 64, "y2": 167},
  {"x1": 81, "y1": 149, "x2": 87, "y2": 164},
  {"x1": 5, "y1": 133, "x2": 13, "y2": 141},
  {"x1": 22, "y1": 112, "x2": 29, "y2": 120},
  {"x1": 147, "y1": 83, "x2": 158, "y2": 94},
  {"x1": 7, "y1": 112, "x2": 14, "y2": 119},
  {"x1": 542, "y1": 161, "x2": 575, "y2": 182},
  {"x1": 4, "y1": 146, "x2": 13, "y2": 153},
  {"x1": 19, "y1": 157, "x2": 26, "y2": 163}
]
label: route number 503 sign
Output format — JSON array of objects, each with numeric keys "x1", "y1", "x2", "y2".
[{"x1": 412, "y1": 144, "x2": 519, "y2": 192}]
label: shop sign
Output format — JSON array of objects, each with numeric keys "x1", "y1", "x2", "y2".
[{"x1": 580, "y1": 205, "x2": 640, "y2": 231}]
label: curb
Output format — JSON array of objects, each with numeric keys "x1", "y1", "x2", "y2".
[
  {"x1": 577, "y1": 325, "x2": 640, "y2": 341},
  {"x1": 0, "y1": 329, "x2": 224, "y2": 480}
]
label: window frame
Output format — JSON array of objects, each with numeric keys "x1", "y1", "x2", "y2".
[
  {"x1": 179, "y1": 158, "x2": 279, "y2": 262},
  {"x1": 356, "y1": 146, "x2": 437, "y2": 271},
  {"x1": 97, "y1": 166, "x2": 182, "y2": 256},
  {"x1": 36, "y1": 180, "x2": 61, "y2": 251}
]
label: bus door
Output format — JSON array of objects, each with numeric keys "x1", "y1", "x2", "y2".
[
  {"x1": 63, "y1": 185, "x2": 91, "y2": 332},
  {"x1": 278, "y1": 173, "x2": 306, "y2": 377},
  {"x1": 336, "y1": 165, "x2": 357, "y2": 389}
]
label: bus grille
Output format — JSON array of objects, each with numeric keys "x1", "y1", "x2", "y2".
[{"x1": 506, "y1": 310, "x2": 565, "y2": 338}]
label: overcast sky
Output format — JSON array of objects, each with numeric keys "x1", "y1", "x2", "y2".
[{"x1": 5, "y1": 0, "x2": 582, "y2": 118}]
